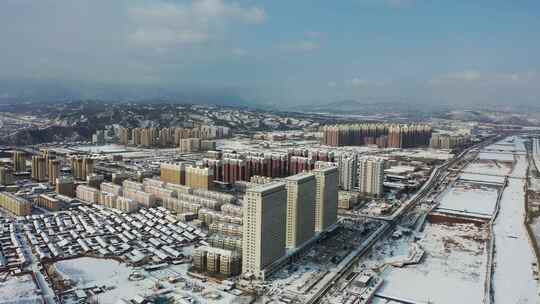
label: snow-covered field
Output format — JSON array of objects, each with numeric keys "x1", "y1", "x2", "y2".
[
  {"x1": 54, "y1": 257, "x2": 154, "y2": 303},
  {"x1": 462, "y1": 160, "x2": 512, "y2": 177},
  {"x1": 478, "y1": 151, "x2": 515, "y2": 162},
  {"x1": 0, "y1": 274, "x2": 42, "y2": 303},
  {"x1": 390, "y1": 149, "x2": 454, "y2": 160},
  {"x1": 54, "y1": 257, "x2": 246, "y2": 304},
  {"x1": 459, "y1": 172, "x2": 506, "y2": 185},
  {"x1": 491, "y1": 152, "x2": 538, "y2": 303},
  {"x1": 376, "y1": 223, "x2": 488, "y2": 304},
  {"x1": 72, "y1": 144, "x2": 129, "y2": 153},
  {"x1": 436, "y1": 182, "x2": 499, "y2": 217}
]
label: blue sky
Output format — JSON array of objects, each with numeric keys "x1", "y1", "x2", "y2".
[{"x1": 1, "y1": 0, "x2": 539, "y2": 106}]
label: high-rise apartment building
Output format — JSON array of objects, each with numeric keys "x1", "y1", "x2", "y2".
[
  {"x1": 242, "y1": 182, "x2": 287, "y2": 280},
  {"x1": 313, "y1": 167, "x2": 338, "y2": 232},
  {"x1": 321, "y1": 123, "x2": 432, "y2": 148},
  {"x1": 56, "y1": 177, "x2": 75, "y2": 197},
  {"x1": 429, "y1": 133, "x2": 471, "y2": 149},
  {"x1": 160, "y1": 162, "x2": 188, "y2": 185},
  {"x1": 87, "y1": 173, "x2": 104, "y2": 189},
  {"x1": 92, "y1": 130, "x2": 106, "y2": 145},
  {"x1": 186, "y1": 166, "x2": 214, "y2": 190},
  {"x1": 71, "y1": 157, "x2": 94, "y2": 180},
  {"x1": 12, "y1": 151, "x2": 26, "y2": 173},
  {"x1": 357, "y1": 157, "x2": 385, "y2": 197},
  {"x1": 0, "y1": 168, "x2": 12, "y2": 186},
  {"x1": 48, "y1": 159, "x2": 60, "y2": 185},
  {"x1": 338, "y1": 154, "x2": 357, "y2": 191},
  {"x1": 119, "y1": 127, "x2": 131, "y2": 145},
  {"x1": 41, "y1": 149, "x2": 55, "y2": 176},
  {"x1": 31, "y1": 155, "x2": 47, "y2": 181},
  {"x1": 179, "y1": 138, "x2": 202, "y2": 152},
  {"x1": 285, "y1": 173, "x2": 316, "y2": 249}
]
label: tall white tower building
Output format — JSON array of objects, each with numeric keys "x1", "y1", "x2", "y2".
[
  {"x1": 338, "y1": 154, "x2": 358, "y2": 190},
  {"x1": 357, "y1": 157, "x2": 385, "y2": 197},
  {"x1": 242, "y1": 182, "x2": 287, "y2": 280},
  {"x1": 285, "y1": 172, "x2": 316, "y2": 249},
  {"x1": 313, "y1": 166, "x2": 338, "y2": 232}
]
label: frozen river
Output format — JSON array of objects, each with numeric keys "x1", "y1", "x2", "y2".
[{"x1": 491, "y1": 140, "x2": 538, "y2": 303}]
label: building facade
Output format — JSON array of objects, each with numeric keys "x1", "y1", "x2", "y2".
[
  {"x1": 357, "y1": 157, "x2": 385, "y2": 197},
  {"x1": 285, "y1": 173, "x2": 316, "y2": 249},
  {"x1": 242, "y1": 182, "x2": 287, "y2": 279},
  {"x1": 313, "y1": 167, "x2": 338, "y2": 232}
]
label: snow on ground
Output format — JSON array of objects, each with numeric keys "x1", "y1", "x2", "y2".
[
  {"x1": 478, "y1": 151, "x2": 515, "y2": 162},
  {"x1": 510, "y1": 154, "x2": 529, "y2": 179},
  {"x1": 530, "y1": 176, "x2": 540, "y2": 193},
  {"x1": 0, "y1": 274, "x2": 42, "y2": 303},
  {"x1": 436, "y1": 182, "x2": 499, "y2": 217},
  {"x1": 459, "y1": 173, "x2": 506, "y2": 185},
  {"x1": 485, "y1": 136, "x2": 527, "y2": 153},
  {"x1": 531, "y1": 217, "x2": 540, "y2": 258},
  {"x1": 390, "y1": 149, "x2": 454, "y2": 161},
  {"x1": 491, "y1": 152, "x2": 538, "y2": 303},
  {"x1": 54, "y1": 257, "x2": 153, "y2": 303},
  {"x1": 72, "y1": 144, "x2": 130, "y2": 153},
  {"x1": 375, "y1": 223, "x2": 488, "y2": 304},
  {"x1": 54, "y1": 257, "x2": 245, "y2": 304},
  {"x1": 462, "y1": 160, "x2": 512, "y2": 177}
]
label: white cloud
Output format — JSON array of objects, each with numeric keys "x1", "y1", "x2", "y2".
[
  {"x1": 327, "y1": 81, "x2": 337, "y2": 87},
  {"x1": 128, "y1": 0, "x2": 265, "y2": 48}
]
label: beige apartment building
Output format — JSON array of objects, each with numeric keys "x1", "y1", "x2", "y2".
[
  {"x1": 242, "y1": 182, "x2": 287, "y2": 280},
  {"x1": 285, "y1": 172, "x2": 316, "y2": 249},
  {"x1": 31, "y1": 155, "x2": 47, "y2": 181},
  {"x1": 357, "y1": 157, "x2": 385, "y2": 197},
  {"x1": 160, "y1": 162, "x2": 187, "y2": 185},
  {"x1": 186, "y1": 166, "x2": 214, "y2": 190},
  {"x1": 313, "y1": 166, "x2": 338, "y2": 232}
]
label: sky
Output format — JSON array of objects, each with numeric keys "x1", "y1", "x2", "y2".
[{"x1": 1, "y1": 0, "x2": 539, "y2": 107}]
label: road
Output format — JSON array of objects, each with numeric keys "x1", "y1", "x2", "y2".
[
  {"x1": 309, "y1": 136, "x2": 500, "y2": 304},
  {"x1": 15, "y1": 222, "x2": 57, "y2": 304}
]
